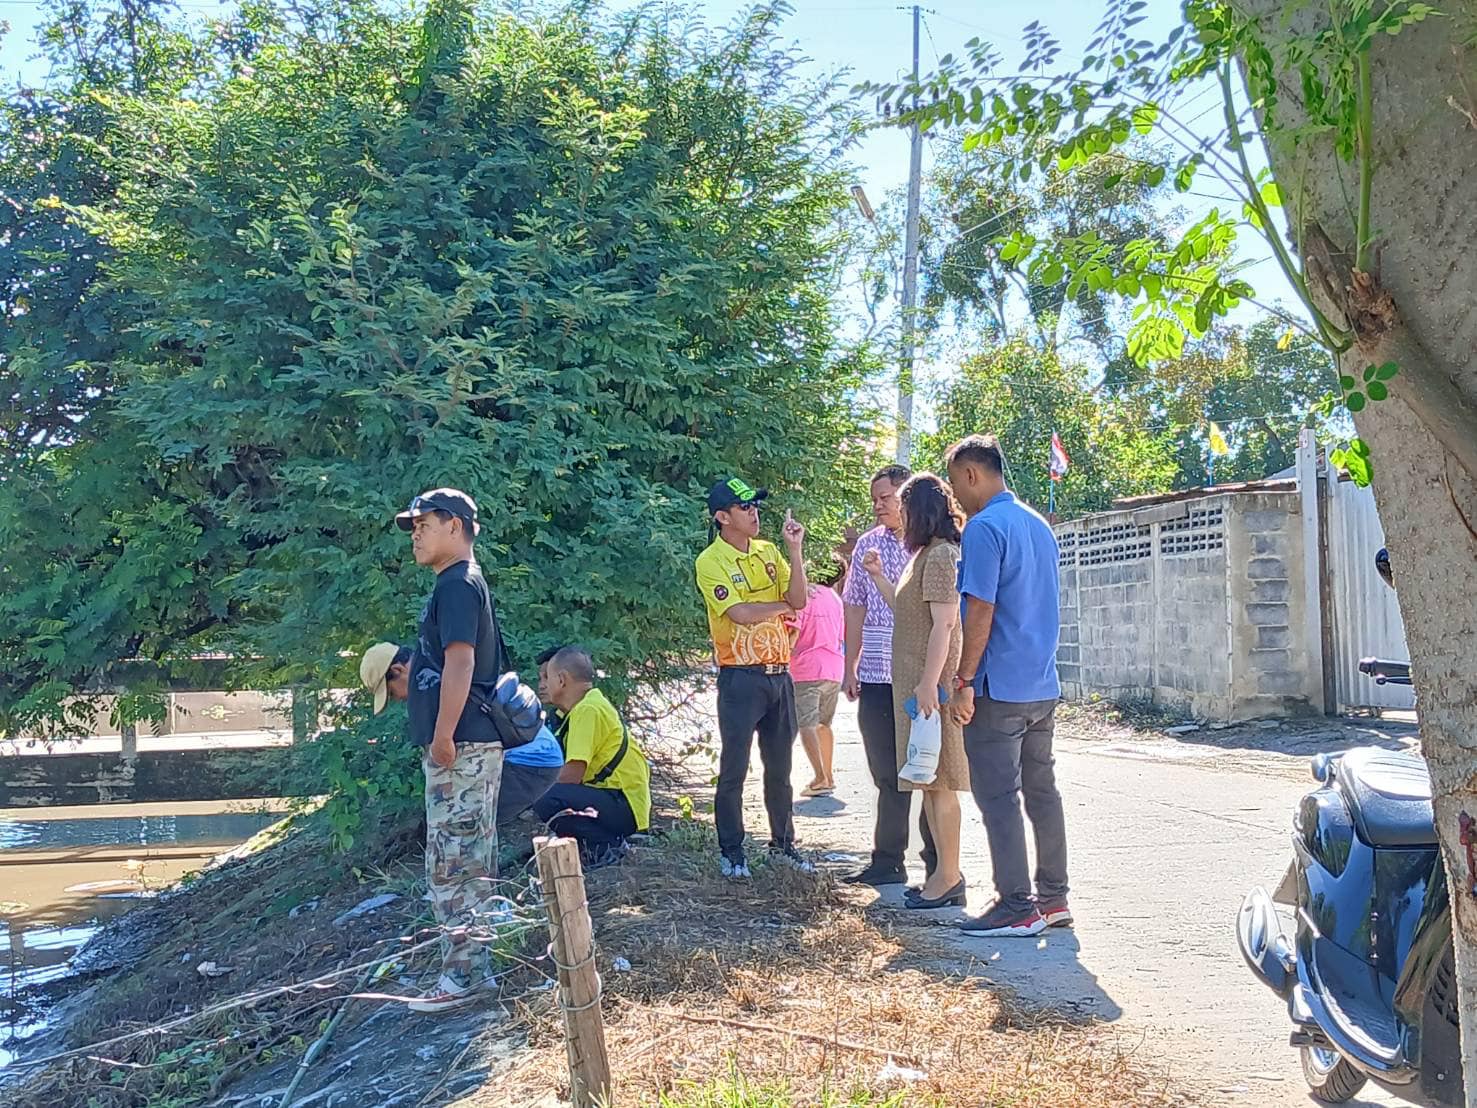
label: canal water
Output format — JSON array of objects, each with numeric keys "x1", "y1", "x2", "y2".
[{"x1": 0, "y1": 800, "x2": 286, "y2": 1070}]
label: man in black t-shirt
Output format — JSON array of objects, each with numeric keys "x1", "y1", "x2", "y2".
[{"x1": 395, "y1": 487, "x2": 507, "y2": 1014}]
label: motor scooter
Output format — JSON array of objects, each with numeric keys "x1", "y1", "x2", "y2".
[{"x1": 1237, "y1": 643, "x2": 1463, "y2": 1103}]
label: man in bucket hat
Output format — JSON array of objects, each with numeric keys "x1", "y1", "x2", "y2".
[
  {"x1": 694, "y1": 477, "x2": 815, "y2": 879},
  {"x1": 393, "y1": 487, "x2": 509, "y2": 1013}
]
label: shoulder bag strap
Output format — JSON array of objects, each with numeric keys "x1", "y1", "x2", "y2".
[
  {"x1": 490, "y1": 595, "x2": 514, "y2": 675},
  {"x1": 589, "y1": 722, "x2": 630, "y2": 786}
]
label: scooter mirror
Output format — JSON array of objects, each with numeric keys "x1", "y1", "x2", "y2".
[{"x1": 1310, "y1": 752, "x2": 1334, "y2": 783}]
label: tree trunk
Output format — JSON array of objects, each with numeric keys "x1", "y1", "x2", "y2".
[{"x1": 1239, "y1": 5, "x2": 1477, "y2": 1092}]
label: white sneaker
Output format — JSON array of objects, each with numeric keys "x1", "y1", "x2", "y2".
[
  {"x1": 720, "y1": 853, "x2": 752, "y2": 880},
  {"x1": 407, "y1": 973, "x2": 476, "y2": 1013}
]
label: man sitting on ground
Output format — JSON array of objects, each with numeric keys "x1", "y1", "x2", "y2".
[
  {"x1": 532, "y1": 646, "x2": 651, "y2": 866},
  {"x1": 359, "y1": 642, "x2": 564, "y2": 829}
]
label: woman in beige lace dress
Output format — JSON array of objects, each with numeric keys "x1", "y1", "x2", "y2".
[{"x1": 861, "y1": 473, "x2": 967, "y2": 910}]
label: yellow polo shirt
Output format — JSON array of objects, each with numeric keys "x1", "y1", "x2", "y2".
[
  {"x1": 695, "y1": 536, "x2": 792, "y2": 667},
  {"x1": 564, "y1": 688, "x2": 650, "y2": 831}
]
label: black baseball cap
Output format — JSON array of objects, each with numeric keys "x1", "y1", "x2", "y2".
[
  {"x1": 707, "y1": 476, "x2": 769, "y2": 515},
  {"x1": 395, "y1": 488, "x2": 479, "y2": 532}
]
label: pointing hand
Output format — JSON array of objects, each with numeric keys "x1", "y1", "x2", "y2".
[{"x1": 783, "y1": 509, "x2": 805, "y2": 549}]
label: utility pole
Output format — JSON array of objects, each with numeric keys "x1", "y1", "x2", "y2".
[{"x1": 896, "y1": 4, "x2": 923, "y2": 465}]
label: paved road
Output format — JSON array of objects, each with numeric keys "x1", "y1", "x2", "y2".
[{"x1": 743, "y1": 700, "x2": 1410, "y2": 1107}]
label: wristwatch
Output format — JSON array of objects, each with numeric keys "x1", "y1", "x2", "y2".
[{"x1": 952, "y1": 674, "x2": 975, "y2": 692}]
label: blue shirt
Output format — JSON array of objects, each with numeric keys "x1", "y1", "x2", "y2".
[
  {"x1": 504, "y1": 724, "x2": 564, "y2": 768},
  {"x1": 957, "y1": 490, "x2": 1061, "y2": 703}
]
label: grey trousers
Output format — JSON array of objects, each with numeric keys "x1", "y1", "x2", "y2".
[
  {"x1": 497, "y1": 761, "x2": 561, "y2": 828},
  {"x1": 963, "y1": 692, "x2": 1069, "y2": 913}
]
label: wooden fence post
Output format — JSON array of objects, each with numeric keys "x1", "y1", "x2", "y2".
[{"x1": 534, "y1": 836, "x2": 611, "y2": 1107}]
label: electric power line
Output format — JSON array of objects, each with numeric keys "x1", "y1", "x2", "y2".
[
  {"x1": 934, "y1": 254, "x2": 1314, "y2": 335},
  {"x1": 944, "y1": 371, "x2": 1322, "y2": 423},
  {"x1": 919, "y1": 11, "x2": 944, "y2": 71}
]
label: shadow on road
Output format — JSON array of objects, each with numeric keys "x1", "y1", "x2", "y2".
[
  {"x1": 792, "y1": 794, "x2": 847, "y2": 819},
  {"x1": 1164, "y1": 717, "x2": 1418, "y2": 760},
  {"x1": 808, "y1": 847, "x2": 1126, "y2": 1024},
  {"x1": 880, "y1": 912, "x2": 1124, "y2": 1024}
]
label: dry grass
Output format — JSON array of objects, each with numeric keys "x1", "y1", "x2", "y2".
[
  {"x1": 483, "y1": 820, "x2": 1199, "y2": 1108},
  {"x1": 10, "y1": 799, "x2": 1200, "y2": 1107},
  {"x1": 1056, "y1": 696, "x2": 1187, "y2": 734}
]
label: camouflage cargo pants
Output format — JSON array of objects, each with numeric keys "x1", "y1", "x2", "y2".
[{"x1": 423, "y1": 742, "x2": 504, "y2": 988}]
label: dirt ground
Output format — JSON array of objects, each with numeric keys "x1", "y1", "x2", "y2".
[
  {"x1": 768, "y1": 699, "x2": 1416, "y2": 1108},
  {"x1": 0, "y1": 699, "x2": 1419, "y2": 1107},
  {"x1": 2, "y1": 805, "x2": 1198, "y2": 1108}
]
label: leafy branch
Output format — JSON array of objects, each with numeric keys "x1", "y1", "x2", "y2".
[{"x1": 864, "y1": 0, "x2": 1442, "y2": 485}]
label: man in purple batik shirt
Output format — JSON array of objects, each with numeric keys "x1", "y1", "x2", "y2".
[{"x1": 840, "y1": 465, "x2": 937, "y2": 887}]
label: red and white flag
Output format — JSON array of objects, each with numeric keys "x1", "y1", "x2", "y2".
[{"x1": 1049, "y1": 431, "x2": 1070, "y2": 481}]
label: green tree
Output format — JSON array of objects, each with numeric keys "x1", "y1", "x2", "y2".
[
  {"x1": 1105, "y1": 318, "x2": 1340, "y2": 488},
  {"x1": 851, "y1": 140, "x2": 1174, "y2": 359},
  {"x1": 920, "y1": 141, "x2": 1171, "y2": 358},
  {"x1": 918, "y1": 337, "x2": 1178, "y2": 516},
  {"x1": 0, "y1": 0, "x2": 877, "y2": 774},
  {"x1": 0, "y1": 0, "x2": 191, "y2": 475}
]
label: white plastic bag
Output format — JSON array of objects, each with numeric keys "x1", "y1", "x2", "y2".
[{"x1": 898, "y1": 706, "x2": 941, "y2": 785}]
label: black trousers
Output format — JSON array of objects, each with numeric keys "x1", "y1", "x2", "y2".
[
  {"x1": 858, "y1": 682, "x2": 936, "y2": 875},
  {"x1": 532, "y1": 783, "x2": 638, "y2": 848},
  {"x1": 715, "y1": 667, "x2": 797, "y2": 856},
  {"x1": 496, "y1": 762, "x2": 560, "y2": 828}
]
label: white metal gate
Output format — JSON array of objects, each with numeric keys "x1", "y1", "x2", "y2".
[{"x1": 1323, "y1": 470, "x2": 1415, "y2": 711}]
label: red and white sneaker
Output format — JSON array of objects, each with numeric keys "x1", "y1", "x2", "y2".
[
  {"x1": 956, "y1": 901, "x2": 1047, "y2": 938},
  {"x1": 407, "y1": 973, "x2": 477, "y2": 1014},
  {"x1": 1036, "y1": 898, "x2": 1074, "y2": 929}
]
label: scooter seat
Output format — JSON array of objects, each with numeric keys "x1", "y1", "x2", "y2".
[{"x1": 1336, "y1": 747, "x2": 1436, "y2": 848}]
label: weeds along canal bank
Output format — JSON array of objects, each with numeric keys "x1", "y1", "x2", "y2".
[{"x1": 1, "y1": 792, "x2": 1196, "y2": 1108}]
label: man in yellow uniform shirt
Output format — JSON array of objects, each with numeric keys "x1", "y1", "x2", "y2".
[
  {"x1": 534, "y1": 646, "x2": 651, "y2": 868},
  {"x1": 695, "y1": 477, "x2": 815, "y2": 879}
]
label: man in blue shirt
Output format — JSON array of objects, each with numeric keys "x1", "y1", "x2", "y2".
[{"x1": 946, "y1": 435, "x2": 1071, "y2": 939}]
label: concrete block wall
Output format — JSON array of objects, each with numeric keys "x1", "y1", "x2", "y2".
[
  {"x1": 1152, "y1": 501, "x2": 1233, "y2": 716},
  {"x1": 1224, "y1": 493, "x2": 1321, "y2": 716},
  {"x1": 1054, "y1": 490, "x2": 1318, "y2": 720},
  {"x1": 1074, "y1": 521, "x2": 1157, "y2": 701},
  {"x1": 1154, "y1": 546, "x2": 1231, "y2": 712},
  {"x1": 1056, "y1": 506, "x2": 1231, "y2": 716},
  {"x1": 1057, "y1": 531, "x2": 1080, "y2": 694}
]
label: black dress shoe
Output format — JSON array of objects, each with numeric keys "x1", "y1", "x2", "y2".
[
  {"x1": 843, "y1": 863, "x2": 908, "y2": 887},
  {"x1": 903, "y1": 871, "x2": 939, "y2": 900},
  {"x1": 904, "y1": 879, "x2": 967, "y2": 910}
]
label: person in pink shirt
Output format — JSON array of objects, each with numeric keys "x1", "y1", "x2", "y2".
[{"x1": 789, "y1": 561, "x2": 846, "y2": 797}]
